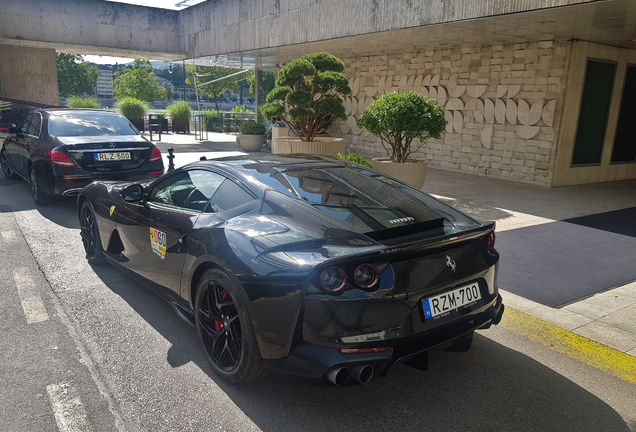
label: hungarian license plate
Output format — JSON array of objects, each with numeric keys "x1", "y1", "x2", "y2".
[
  {"x1": 422, "y1": 282, "x2": 481, "y2": 320},
  {"x1": 94, "y1": 152, "x2": 131, "y2": 161}
]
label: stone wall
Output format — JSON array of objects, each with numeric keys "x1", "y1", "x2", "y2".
[
  {"x1": 0, "y1": 45, "x2": 59, "y2": 106},
  {"x1": 325, "y1": 40, "x2": 571, "y2": 186}
]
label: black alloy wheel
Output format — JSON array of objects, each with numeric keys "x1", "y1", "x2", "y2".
[
  {"x1": 79, "y1": 201, "x2": 105, "y2": 265},
  {"x1": 1, "y1": 148, "x2": 19, "y2": 179},
  {"x1": 30, "y1": 164, "x2": 52, "y2": 206},
  {"x1": 195, "y1": 268, "x2": 264, "y2": 384}
]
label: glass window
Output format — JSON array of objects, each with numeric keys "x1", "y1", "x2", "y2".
[
  {"x1": 18, "y1": 115, "x2": 31, "y2": 135},
  {"x1": 207, "y1": 179, "x2": 256, "y2": 213},
  {"x1": 27, "y1": 114, "x2": 41, "y2": 137},
  {"x1": 48, "y1": 112, "x2": 138, "y2": 137},
  {"x1": 148, "y1": 170, "x2": 225, "y2": 212},
  {"x1": 572, "y1": 60, "x2": 616, "y2": 166},
  {"x1": 281, "y1": 167, "x2": 470, "y2": 235},
  {"x1": 611, "y1": 65, "x2": 636, "y2": 163}
]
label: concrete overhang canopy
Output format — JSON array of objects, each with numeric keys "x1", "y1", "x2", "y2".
[
  {"x1": 0, "y1": 0, "x2": 186, "y2": 61},
  {"x1": 2, "y1": 0, "x2": 636, "y2": 68},
  {"x1": 184, "y1": 0, "x2": 636, "y2": 69}
]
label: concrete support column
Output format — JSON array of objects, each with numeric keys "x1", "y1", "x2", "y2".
[{"x1": 0, "y1": 45, "x2": 59, "y2": 106}]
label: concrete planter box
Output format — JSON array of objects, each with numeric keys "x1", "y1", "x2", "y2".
[
  {"x1": 172, "y1": 119, "x2": 190, "y2": 133},
  {"x1": 272, "y1": 137, "x2": 345, "y2": 156},
  {"x1": 371, "y1": 157, "x2": 428, "y2": 189},
  {"x1": 130, "y1": 118, "x2": 144, "y2": 132},
  {"x1": 237, "y1": 134, "x2": 263, "y2": 152},
  {"x1": 268, "y1": 126, "x2": 289, "y2": 150}
]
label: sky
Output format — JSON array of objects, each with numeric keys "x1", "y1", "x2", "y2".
[{"x1": 83, "y1": 0, "x2": 205, "y2": 64}]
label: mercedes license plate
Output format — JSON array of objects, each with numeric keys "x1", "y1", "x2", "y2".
[
  {"x1": 422, "y1": 282, "x2": 481, "y2": 320},
  {"x1": 95, "y1": 152, "x2": 131, "y2": 161}
]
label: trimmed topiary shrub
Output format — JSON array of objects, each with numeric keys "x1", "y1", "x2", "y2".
[
  {"x1": 239, "y1": 121, "x2": 266, "y2": 135},
  {"x1": 357, "y1": 91, "x2": 447, "y2": 163},
  {"x1": 66, "y1": 96, "x2": 102, "y2": 109},
  {"x1": 260, "y1": 52, "x2": 350, "y2": 142}
]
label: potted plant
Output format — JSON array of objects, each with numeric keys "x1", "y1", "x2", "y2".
[
  {"x1": 237, "y1": 121, "x2": 267, "y2": 152},
  {"x1": 357, "y1": 91, "x2": 447, "y2": 189},
  {"x1": 114, "y1": 97, "x2": 148, "y2": 132},
  {"x1": 167, "y1": 101, "x2": 192, "y2": 133},
  {"x1": 66, "y1": 96, "x2": 102, "y2": 108},
  {"x1": 333, "y1": 152, "x2": 373, "y2": 168},
  {"x1": 260, "y1": 52, "x2": 350, "y2": 155}
]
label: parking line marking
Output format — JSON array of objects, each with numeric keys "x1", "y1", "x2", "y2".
[
  {"x1": 14, "y1": 270, "x2": 49, "y2": 324},
  {"x1": 500, "y1": 307, "x2": 636, "y2": 384},
  {"x1": 46, "y1": 382, "x2": 93, "y2": 432},
  {"x1": 1, "y1": 230, "x2": 17, "y2": 242}
]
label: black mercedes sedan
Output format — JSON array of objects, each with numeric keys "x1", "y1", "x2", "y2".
[
  {"x1": 1, "y1": 109, "x2": 164, "y2": 205},
  {"x1": 77, "y1": 154, "x2": 504, "y2": 386}
]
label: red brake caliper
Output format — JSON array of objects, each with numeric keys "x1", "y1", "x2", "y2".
[{"x1": 213, "y1": 290, "x2": 230, "y2": 331}]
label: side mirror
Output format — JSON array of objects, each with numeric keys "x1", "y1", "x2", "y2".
[
  {"x1": 8, "y1": 125, "x2": 17, "y2": 134},
  {"x1": 121, "y1": 184, "x2": 144, "y2": 202}
]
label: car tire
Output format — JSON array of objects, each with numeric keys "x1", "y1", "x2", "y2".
[
  {"x1": 444, "y1": 331, "x2": 474, "y2": 353},
  {"x1": 30, "y1": 164, "x2": 53, "y2": 206},
  {"x1": 1, "y1": 148, "x2": 19, "y2": 180},
  {"x1": 195, "y1": 268, "x2": 265, "y2": 384},
  {"x1": 79, "y1": 201, "x2": 105, "y2": 265}
]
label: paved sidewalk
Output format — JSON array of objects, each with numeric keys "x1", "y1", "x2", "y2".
[
  {"x1": 424, "y1": 169, "x2": 636, "y2": 358},
  {"x1": 147, "y1": 131, "x2": 636, "y2": 358}
]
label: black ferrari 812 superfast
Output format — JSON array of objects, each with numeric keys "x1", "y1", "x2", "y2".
[{"x1": 77, "y1": 154, "x2": 504, "y2": 385}]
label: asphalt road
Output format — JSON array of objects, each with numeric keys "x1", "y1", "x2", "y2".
[{"x1": 1, "y1": 172, "x2": 635, "y2": 432}]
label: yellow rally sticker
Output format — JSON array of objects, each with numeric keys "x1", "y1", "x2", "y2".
[
  {"x1": 110, "y1": 205, "x2": 115, "y2": 217},
  {"x1": 150, "y1": 227, "x2": 167, "y2": 260}
]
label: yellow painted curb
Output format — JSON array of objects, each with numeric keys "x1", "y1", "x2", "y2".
[{"x1": 499, "y1": 308, "x2": 636, "y2": 384}]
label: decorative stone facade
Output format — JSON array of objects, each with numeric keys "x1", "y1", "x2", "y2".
[{"x1": 320, "y1": 40, "x2": 570, "y2": 186}]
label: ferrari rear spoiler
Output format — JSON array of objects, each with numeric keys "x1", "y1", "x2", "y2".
[{"x1": 261, "y1": 222, "x2": 495, "y2": 262}]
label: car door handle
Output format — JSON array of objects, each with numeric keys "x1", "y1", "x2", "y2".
[{"x1": 179, "y1": 234, "x2": 188, "y2": 244}]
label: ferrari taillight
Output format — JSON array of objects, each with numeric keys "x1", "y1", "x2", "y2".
[
  {"x1": 316, "y1": 262, "x2": 381, "y2": 293},
  {"x1": 482, "y1": 230, "x2": 496, "y2": 252},
  {"x1": 149, "y1": 147, "x2": 162, "y2": 162},
  {"x1": 353, "y1": 264, "x2": 379, "y2": 290},
  {"x1": 46, "y1": 150, "x2": 75, "y2": 167},
  {"x1": 320, "y1": 267, "x2": 346, "y2": 292}
]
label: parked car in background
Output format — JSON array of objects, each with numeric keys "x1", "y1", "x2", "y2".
[
  {"x1": 1, "y1": 109, "x2": 164, "y2": 205},
  {"x1": 77, "y1": 154, "x2": 504, "y2": 386}
]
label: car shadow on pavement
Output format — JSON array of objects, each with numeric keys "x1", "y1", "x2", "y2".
[
  {"x1": 85, "y1": 264, "x2": 633, "y2": 432},
  {"x1": 0, "y1": 177, "x2": 79, "y2": 228}
]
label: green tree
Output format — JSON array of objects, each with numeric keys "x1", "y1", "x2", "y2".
[
  {"x1": 246, "y1": 71, "x2": 275, "y2": 95},
  {"x1": 56, "y1": 53, "x2": 99, "y2": 97},
  {"x1": 155, "y1": 65, "x2": 186, "y2": 92},
  {"x1": 112, "y1": 59, "x2": 167, "y2": 102},
  {"x1": 186, "y1": 66, "x2": 252, "y2": 111}
]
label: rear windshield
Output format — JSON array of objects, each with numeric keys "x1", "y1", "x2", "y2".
[
  {"x1": 281, "y1": 167, "x2": 479, "y2": 238},
  {"x1": 48, "y1": 113, "x2": 137, "y2": 137}
]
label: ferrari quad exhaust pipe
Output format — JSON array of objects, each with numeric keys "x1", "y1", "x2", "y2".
[
  {"x1": 325, "y1": 366, "x2": 350, "y2": 386},
  {"x1": 351, "y1": 364, "x2": 374, "y2": 384}
]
